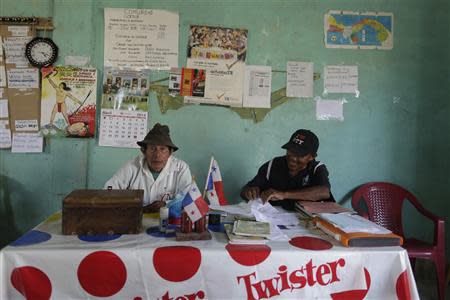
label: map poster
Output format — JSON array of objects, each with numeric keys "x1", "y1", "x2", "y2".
[
  {"x1": 40, "y1": 66, "x2": 97, "y2": 138},
  {"x1": 324, "y1": 11, "x2": 393, "y2": 50}
]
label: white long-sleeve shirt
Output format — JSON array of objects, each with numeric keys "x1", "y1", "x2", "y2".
[{"x1": 104, "y1": 154, "x2": 192, "y2": 206}]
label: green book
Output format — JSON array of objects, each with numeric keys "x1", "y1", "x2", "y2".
[
  {"x1": 224, "y1": 224, "x2": 267, "y2": 245},
  {"x1": 232, "y1": 220, "x2": 271, "y2": 238}
]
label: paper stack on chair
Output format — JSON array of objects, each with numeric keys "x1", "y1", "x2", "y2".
[{"x1": 314, "y1": 213, "x2": 403, "y2": 247}]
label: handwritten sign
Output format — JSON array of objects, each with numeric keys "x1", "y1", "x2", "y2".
[
  {"x1": 286, "y1": 62, "x2": 313, "y2": 98},
  {"x1": 11, "y1": 132, "x2": 43, "y2": 153},
  {"x1": 324, "y1": 65, "x2": 358, "y2": 94}
]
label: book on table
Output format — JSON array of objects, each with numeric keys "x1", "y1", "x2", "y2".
[
  {"x1": 232, "y1": 220, "x2": 271, "y2": 238},
  {"x1": 295, "y1": 200, "x2": 354, "y2": 216},
  {"x1": 224, "y1": 224, "x2": 268, "y2": 245}
]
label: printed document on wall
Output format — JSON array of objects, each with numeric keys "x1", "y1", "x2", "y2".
[
  {"x1": 324, "y1": 65, "x2": 358, "y2": 94},
  {"x1": 243, "y1": 65, "x2": 271, "y2": 108},
  {"x1": 104, "y1": 8, "x2": 179, "y2": 70},
  {"x1": 11, "y1": 132, "x2": 43, "y2": 153},
  {"x1": 286, "y1": 62, "x2": 313, "y2": 98}
]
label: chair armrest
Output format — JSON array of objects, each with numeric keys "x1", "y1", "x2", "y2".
[
  {"x1": 408, "y1": 199, "x2": 445, "y2": 246},
  {"x1": 408, "y1": 199, "x2": 443, "y2": 223}
]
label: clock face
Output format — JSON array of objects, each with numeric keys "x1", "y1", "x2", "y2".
[{"x1": 25, "y1": 37, "x2": 58, "y2": 67}]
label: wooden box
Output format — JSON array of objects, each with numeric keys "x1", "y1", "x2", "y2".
[{"x1": 62, "y1": 189, "x2": 143, "y2": 235}]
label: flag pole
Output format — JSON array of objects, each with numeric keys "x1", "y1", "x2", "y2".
[{"x1": 203, "y1": 156, "x2": 214, "y2": 200}]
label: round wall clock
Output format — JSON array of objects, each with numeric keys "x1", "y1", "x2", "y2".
[{"x1": 25, "y1": 37, "x2": 58, "y2": 68}]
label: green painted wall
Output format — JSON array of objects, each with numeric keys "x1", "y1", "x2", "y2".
[{"x1": 0, "y1": 0, "x2": 449, "y2": 256}]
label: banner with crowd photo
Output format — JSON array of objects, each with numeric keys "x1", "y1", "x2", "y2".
[
  {"x1": 40, "y1": 67, "x2": 97, "y2": 138},
  {"x1": 185, "y1": 25, "x2": 248, "y2": 107}
]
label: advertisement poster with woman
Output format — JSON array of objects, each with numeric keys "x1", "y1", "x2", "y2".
[{"x1": 40, "y1": 66, "x2": 97, "y2": 138}]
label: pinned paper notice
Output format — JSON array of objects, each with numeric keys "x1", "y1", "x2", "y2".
[
  {"x1": 8, "y1": 26, "x2": 29, "y2": 37},
  {"x1": 286, "y1": 62, "x2": 313, "y2": 98},
  {"x1": 7, "y1": 68, "x2": 39, "y2": 89},
  {"x1": 0, "y1": 129, "x2": 12, "y2": 148},
  {"x1": 15, "y1": 119, "x2": 39, "y2": 131},
  {"x1": 0, "y1": 99, "x2": 8, "y2": 118},
  {"x1": 12, "y1": 133, "x2": 43, "y2": 153},
  {"x1": 316, "y1": 99, "x2": 344, "y2": 121},
  {"x1": 324, "y1": 65, "x2": 358, "y2": 94},
  {"x1": 243, "y1": 65, "x2": 272, "y2": 108},
  {"x1": 0, "y1": 66, "x2": 6, "y2": 87}
]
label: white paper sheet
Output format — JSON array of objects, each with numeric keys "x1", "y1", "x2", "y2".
[
  {"x1": 3, "y1": 36, "x2": 32, "y2": 67},
  {"x1": 209, "y1": 201, "x2": 253, "y2": 217},
  {"x1": 7, "y1": 68, "x2": 39, "y2": 89},
  {"x1": 0, "y1": 120, "x2": 9, "y2": 129},
  {"x1": 104, "y1": 8, "x2": 179, "y2": 70},
  {"x1": 11, "y1": 132, "x2": 43, "y2": 153},
  {"x1": 243, "y1": 65, "x2": 272, "y2": 108},
  {"x1": 15, "y1": 119, "x2": 39, "y2": 131},
  {"x1": 286, "y1": 61, "x2": 313, "y2": 98},
  {"x1": 316, "y1": 99, "x2": 344, "y2": 121},
  {"x1": 8, "y1": 26, "x2": 29, "y2": 37},
  {"x1": 0, "y1": 99, "x2": 8, "y2": 118},
  {"x1": 324, "y1": 65, "x2": 358, "y2": 94},
  {"x1": 319, "y1": 213, "x2": 391, "y2": 234},
  {"x1": 0, "y1": 128, "x2": 11, "y2": 148},
  {"x1": 0, "y1": 66, "x2": 6, "y2": 87},
  {"x1": 64, "y1": 56, "x2": 90, "y2": 67}
]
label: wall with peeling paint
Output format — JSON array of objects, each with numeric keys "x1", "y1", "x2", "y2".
[{"x1": 0, "y1": 0, "x2": 449, "y2": 257}]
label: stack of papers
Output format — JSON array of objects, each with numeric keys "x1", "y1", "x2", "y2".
[
  {"x1": 318, "y1": 213, "x2": 391, "y2": 234},
  {"x1": 224, "y1": 224, "x2": 267, "y2": 245}
]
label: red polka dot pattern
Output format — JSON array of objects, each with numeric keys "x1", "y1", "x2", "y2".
[
  {"x1": 77, "y1": 251, "x2": 127, "y2": 297},
  {"x1": 330, "y1": 268, "x2": 371, "y2": 300},
  {"x1": 225, "y1": 244, "x2": 271, "y2": 266},
  {"x1": 396, "y1": 270, "x2": 412, "y2": 300},
  {"x1": 11, "y1": 266, "x2": 52, "y2": 300},
  {"x1": 153, "y1": 246, "x2": 201, "y2": 282},
  {"x1": 289, "y1": 236, "x2": 333, "y2": 250}
]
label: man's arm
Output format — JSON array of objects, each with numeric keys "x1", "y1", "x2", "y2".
[
  {"x1": 240, "y1": 161, "x2": 270, "y2": 201},
  {"x1": 262, "y1": 185, "x2": 330, "y2": 203}
]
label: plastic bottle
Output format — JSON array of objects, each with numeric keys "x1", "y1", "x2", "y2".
[{"x1": 159, "y1": 207, "x2": 169, "y2": 233}]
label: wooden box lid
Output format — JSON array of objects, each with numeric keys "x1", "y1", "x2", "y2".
[{"x1": 63, "y1": 189, "x2": 143, "y2": 208}]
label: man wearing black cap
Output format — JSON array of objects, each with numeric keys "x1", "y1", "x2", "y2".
[
  {"x1": 105, "y1": 123, "x2": 192, "y2": 213},
  {"x1": 240, "y1": 129, "x2": 334, "y2": 211}
]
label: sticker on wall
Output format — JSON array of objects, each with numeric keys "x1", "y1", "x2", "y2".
[
  {"x1": 324, "y1": 10, "x2": 394, "y2": 50},
  {"x1": 315, "y1": 98, "x2": 345, "y2": 121}
]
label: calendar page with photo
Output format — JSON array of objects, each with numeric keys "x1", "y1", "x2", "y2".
[{"x1": 99, "y1": 68, "x2": 149, "y2": 148}]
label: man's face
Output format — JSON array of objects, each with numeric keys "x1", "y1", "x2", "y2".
[
  {"x1": 286, "y1": 150, "x2": 314, "y2": 174},
  {"x1": 144, "y1": 145, "x2": 172, "y2": 172}
]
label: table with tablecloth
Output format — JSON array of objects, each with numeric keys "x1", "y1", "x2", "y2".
[{"x1": 0, "y1": 212, "x2": 419, "y2": 299}]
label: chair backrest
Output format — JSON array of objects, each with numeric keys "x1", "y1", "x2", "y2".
[{"x1": 351, "y1": 182, "x2": 418, "y2": 236}]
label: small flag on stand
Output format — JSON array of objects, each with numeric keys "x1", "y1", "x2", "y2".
[
  {"x1": 204, "y1": 157, "x2": 229, "y2": 206},
  {"x1": 182, "y1": 182, "x2": 209, "y2": 222}
]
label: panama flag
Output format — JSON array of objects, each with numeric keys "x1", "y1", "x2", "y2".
[
  {"x1": 182, "y1": 182, "x2": 210, "y2": 222},
  {"x1": 204, "y1": 157, "x2": 229, "y2": 206}
]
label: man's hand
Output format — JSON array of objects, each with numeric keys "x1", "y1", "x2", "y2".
[
  {"x1": 243, "y1": 186, "x2": 260, "y2": 200},
  {"x1": 143, "y1": 200, "x2": 166, "y2": 213},
  {"x1": 261, "y1": 189, "x2": 285, "y2": 203}
]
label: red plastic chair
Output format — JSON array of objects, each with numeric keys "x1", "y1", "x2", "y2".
[{"x1": 351, "y1": 182, "x2": 446, "y2": 300}]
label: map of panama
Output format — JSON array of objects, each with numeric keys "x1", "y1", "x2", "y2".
[{"x1": 325, "y1": 12, "x2": 393, "y2": 49}]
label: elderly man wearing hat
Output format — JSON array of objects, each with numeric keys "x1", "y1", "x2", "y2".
[
  {"x1": 105, "y1": 123, "x2": 192, "y2": 213},
  {"x1": 240, "y1": 129, "x2": 334, "y2": 211}
]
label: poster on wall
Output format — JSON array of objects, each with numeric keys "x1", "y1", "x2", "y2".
[
  {"x1": 324, "y1": 11, "x2": 393, "y2": 50},
  {"x1": 40, "y1": 66, "x2": 97, "y2": 138},
  {"x1": 104, "y1": 8, "x2": 179, "y2": 70},
  {"x1": 185, "y1": 25, "x2": 248, "y2": 107},
  {"x1": 99, "y1": 67, "x2": 149, "y2": 148}
]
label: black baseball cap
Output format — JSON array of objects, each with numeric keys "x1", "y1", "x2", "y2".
[{"x1": 281, "y1": 129, "x2": 319, "y2": 157}]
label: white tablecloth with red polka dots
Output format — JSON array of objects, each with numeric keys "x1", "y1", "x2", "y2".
[{"x1": 0, "y1": 212, "x2": 419, "y2": 300}]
